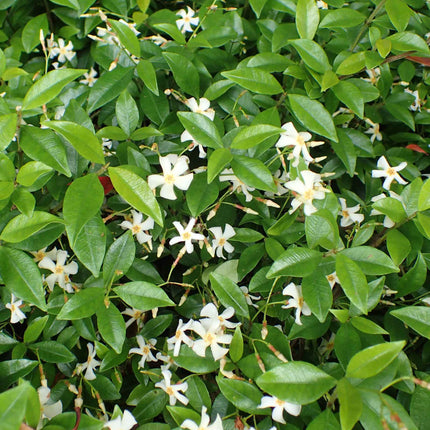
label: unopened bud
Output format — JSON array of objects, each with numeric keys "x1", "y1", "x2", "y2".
[
  {"x1": 267, "y1": 343, "x2": 288, "y2": 362},
  {"x1": 261, "y1": 322, "x2": 268, "y2": 340},
  {"x1": 67, "y1": 383, "x2": 79, "y2": 395},
  {"x1": 164, "y1": 88, "x2": 172, "y2": 95},
  {"x1": 178, "y1": 288, "x2": 190, "y2": 306},
  {"x1": 98, "y1": 9, "x2": 108, "y2": 21},
  {"x1": 151, "y1": 307, "x2": 158, "y2": 318},
  {"x1": 75, "y1": 397, "x2": 83, "y2": 408},
  {"x1": 108, "y1": 59, "x2": 118, "y2": 71},
  {"x1": 255, "y1": 197, "x2": 280, "y2": 208}
]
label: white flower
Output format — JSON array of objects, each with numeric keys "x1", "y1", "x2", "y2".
[
  {"x1": 276, "y1": 122, "x2": 324, "y2": 167},
  {"x1": 371, "y1": 156, "x2": 408, "y2": 190},
  {"x1": 104, "y1": 410, "x2": 137, "y2": 430},
  {"x1": 120, "y1": 210, "x2": 154, "y2": 246},
  {"x1": 404, "y1": 88, "x2": 423, "y2": 111},
  {"x1": 5, "y1": 294, "x2": 26, "y2": 324},
  {"x1": 129, "y1": 336, "x2": 157, "y2": 368},
  {"x1": 167, "y1": 319, "x2": 194, "y2": 356},
  {"x1": 38, "y1": 386, "x2": 62, "y2": 420},
  {"x1": 181, "y1": 406, "x2": 223, "y2": 430},
  {"x1": 316, "y1": 1, "x2": 328, "y2": 8},
  {"x1": 339, "y1": 198, "x2": 364, "y2": 227},
  {"x1": 326, "y1": 272, "x2": 339, "y2": 289},
  {"x1": 181, "y1": 130, "x2": 207, "y2": 159},
  {"x1": 282, "y1": 282, "x2": 311, "y2": 326},
  {"x1": 176, "y1": 6, "x2": 199, "y2": 33},
  {"x1": 284, "y1": 170, "x2": 329, "y2": 216},
  {"x1": 370, "y1": 191, "x2": 404, "y2": 227},
  {"x1": 50, "y1": 38, "x2": 75, "y2": 63},
  {"x1": 77, "y1": 343, "x2": 100, "y2": 381},
  {"x1": 118, "y1": 19, "x2": 140, "y2": 36},
  {"x1": 148, "y1": 154, "x2": 194, "y2": 200},
  {"x1": 80, "y1": 67, "x2": 98, "y2": 87},
  {"x1": 209, "y1": 224, "x2": 235, "y2": 259},
  {"x1": 155, "y1": 369, "x2": 189, "y2": 406},
  {"x1": 199, "y1": 303, "x2": 240, "y2": 330},
  {"x1": 145, "y1": 34, "x2": 169, "y2": 46},
  {"x1": 185, "y1": 97, "x2": 215, "y2": 120},
  {"x1": 156, "y1": 352, "x2": 175, "y2": 370},
  {"x1": 362, "y1": 68, "x2": 380, "y2": 85},
  {"x1": 240, "y1": 286, "x2": 260, "y2": 308},
  {"x1": 122, "y1": 307, "x2": 145, "y2": 329},
  {"x1": 192, "y1": 318, "x2": 233, "y2": 361},
  {"x1": 169, "y1": 218, "x2": 205, "y2": 254},
  {"x1": 364, "y1": 118, "x2": 382, "y2": 143},
  {"x1": 38, "y1": 250, "x2": 78, "y2": 293},
  {"x1": 268, "y1": 169, "x2": 289, "y2": 196},
  {"x1": 258, "y1": 395, "x2": 302, "y2": 424},
  {"x1": 219, "y1": 169, "x2": 255, "y2": 202}
]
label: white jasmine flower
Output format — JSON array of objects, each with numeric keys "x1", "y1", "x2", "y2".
[
  {"x1": 145, "y1": 34, "x2": 169, "y2": 46},
  {"x1": 326, "y1": 272, "x2": 339, "y2": 289},
  {"x1": 370, "y1": 191, "x2": 404, "y2": 227},
  {"x1": 316, "y1": 1, "x2": 328, "y2": 8},
  {"x1": 121, "y1": 307, "x2": 145, "y2": 329},
  {"x1": 78, "y1": 343, "x2": 100, "y2": 381},
  {"x1": 50, "y1": 38, "x2": 75, "y2": 63},
  {"x1": 339, "y1": 198, "x2": 364, "y2": 227},
  {"x1": 30, "y1": 247, "x2": 58, "y2": 262},
  {"x1": 169, "y1": 217, "x2": 205, "y2": 254},
  {"x1": 362, "y1": 68, "x2": 380, "y2": 85},
  {"x1": 258, "y1": 395, "x2": 302, "y2": 424},
  {"x1": 181, "y1": 130, "x2": 206, "y2": 159},
  {"x1": 156, "y1": 352, "x2": 175, "y2": 370},
  {"x1": 148, "y1": 154, "x2": 194, "y2": 200},
  {"x1": 200, "y1": 303, "x2": 240, "y2": 330},
  {"x1": 364, "y1": 118, "x2": 382, "y2": 143},
  {"x1": 219, "y1": 169, "x2": 255, "y2": 202},
  {"x1": 104, "y1": 410, "x2": 137, "y2": 430},
  {"x1": 371, "y1": 156, "x2": 408, "y2": 190},
  {"x1": 422, "y1": 296, "x2": 430, "y2": 305},
  {"x1": 284, "y1": 170, "x2": 329, "y2": 216},
  {"x1": 80, "y1": 67, "x2": 98, "y2": 87},
  {"x1": 191, "y1": 318, "x2": 233, "y2": 361},
  {"x1": 208, "y1": 224, "x2": 236, "y2": 259},
  {"x1": 120, "y1": 210, "x2": 154, "y2": 246},
  {"x1": 129, "y1": 336, "x2": 157, "y2": 368},
  {"x1": 167, "y1": 319, "x2": 194, "y2": 356},
  {"x1": 38, "y1": 386, "x2": 63, "y2": 420},
  {"x1": 176, "y1": 6, "x2": 199, "y2": 33},
  {"x1": 404, "y1": 88, "x2": 423, "y2": 111},
  {"x1": 5, "y1": 294, "x2": 26, "y2": 324},
  {"x1": 282, "y1": 282, "x2": 311, "y2": 326},
  {"x1": 275, "y1": 122, "x2": 324, "y2": 167},
  {"x1": 268, "y1": 169, "x2": 289, "y2": 196},
  {"x1": 38, "y1": 250, "x2": 78, "y2": 293},
  {"x1": 118, "y1": 19, "x2": 140, "y2": 36},
  {"x1": 96, "y1": 27, "x2": 119, "y2": 45},
  {"x1": 181, "y1": 406, "x2": 223, "y2": 430},
  {"x1": 240, "y1": 286, "x2": 260, "y2": 308},
  {"x1": 155, "y1": 369, "x2": 189, "y2": 406},
  {"x1": 185, "y1": 97, "x2": 215, "y2": 120}
]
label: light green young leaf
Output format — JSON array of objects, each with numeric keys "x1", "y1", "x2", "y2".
[
  {"x1": 337, "y1": 378, "x2": 362, "y2": 430},
  {"x1": 0, "y1": 113, "x2": 17, "y2": 151},
  {"x1": 320, "y1": 8, "x2": 366, "y2": 28},
  {"x1": 296, "y1": 0, "x2": 319, "y2": 40},
  {"x1": 391, "y1": 306, "x2": 430, "y2": 339}
]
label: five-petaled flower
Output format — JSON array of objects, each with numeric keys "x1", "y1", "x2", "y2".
[
  {"x1": 77, "y1": 343, "x2": 100, "y2": 381},
  {"x1": 155, "y1": 369, "x2": 189, "y2": 406},
  {"x1": 338, "y1": 198, "x2": 364, "y2": 227},
  {"x1": 185, "y1": 97, "x2": 215, "y2": 120},
  {"x1": 120, "y1": 210, "x2": 154, "y2": 246},
  {"x1": 169, "y1": 217, "x2": 205, "y2": 254},
  {"x1": 176, "y1": 6, "x2": 199, "y2": 33},
  {"x1": 364, "y1": 118, "x2": 382, "y2": 143},
  {"x1": 209, "y1": 224, "x2": 236, "y2": 259},
  {"x1": 258, "y1": 395, "x2": 302, "y2": 424},
  {"x1": 129, "y1": 336, "x2": 157, "y2": 368},
  {"x1": 50, "y1": 38, "x2": 75, "y2": 63},
  {"x1": 148, "y1": 154, "x2": 194, "y2": 200},
  {"x1": 167, "y1": 319, "x2": 194, "y2": 356},
  {"x1": 6, "y1": 294, "x2": 26, "y2": 324},
  {"x1": 38, "y1": 385, "x2": 63, "y2": 421},
  {"x1": 371, "y1": 156, "x2": 408, "y2": 190},
  {"x1": 80, "y1": 67, "x2": 98, "y2": 87},
  {"x1": 181, "y1": 406, "x2": 223, "y2": 430},
  {"x1": 104, "y1": 409, "x2": 137, "y2": 430},
  {"x1": 219, "y1": 169, "x2": 255, "y2": 202},
  {"x1": 282, "y1": 282, "x2": 311, "y2": 326}
]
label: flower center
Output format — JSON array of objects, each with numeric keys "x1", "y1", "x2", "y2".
[
  {"x1": 133, "y1": 310, "x2": 142, "y2": 319},
  {"x1": 182, "y1": 232, "x2": 191, "y2": 241},
  {"x1": 218, "y1": 238, "x2": 226, "y2": 246},
  {"x1": 184, "y1": 16, "x2": 191, "y2": 23},
  {"x1": 296, "y1": 135, "x2": 306, "y2": 147},
  {"x1": 275, "y1": 398, "x2": 285, "y2": 407},
  {"x1": 342, "y1": 210, "x2": 350, "y2": 218},
  {"x1": 166, "y1": 387, "x2": 175, "y2": 396},
  {"x1": 298, "y1": 297, "x2": 304, "y2": 308},
  {"x1": 386, "y1": 167, "x2": 396, "y2": 177},
  {"x1": 54, "y1": 265, "x2": 64, "y2": 275},
  {"x1": 132, "y1": 224, "x2": 142, "y2": 234},
  {"x1": 59, "y1": 47, "x2": 67, "y2": 55},
  {"x1": 10, "y1": 304, "x2": 17, "y2": 312},
  {"x1": 35, "y1": 251, "x2": 45, "y2": 261},
  {"x1": 327, "y1": 275, "x2": 335, "y2": 282},
  {"x1": 175, "y1": 330, "x2": 182, "y2": 339},
  {"x1": 303, "y1": 189, "x2": 314, "y2": 201},
  {"x1": 143, "y1": 346, "x2": 150, "y2": 354},
  {"x1": 204, "y1": 333, "x2": 215, "y2": 344},
  {"x1": 164, "y1": 173, "x2": 175, "y2": 184}
]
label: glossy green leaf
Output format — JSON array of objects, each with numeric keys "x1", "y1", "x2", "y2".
[
  {"x1": 336, "y1": 52, "x2": 366, "y2": 75},
  {"x1": 221, "y1": 68, "x2": 283, "y2": 95},
  {"x1": 23, "y1": 316, "x2": 49, "y2": 344},
  {"x1": 388, "y1": 32, "x2": 429, "y2": 54},
  {"x1": 418, "y1": 179, "x2": 430, "y2": 211},
  {"x1": 320, "y1": 8, "x2": 366, "y2": 28},
  {"x1": 11, "y1": 188, "x2": 35, "y2": 217},
  {"x1": 332, "y1": 81, "x2": 364, "y2": 118},
  {"x1": 22, "y1": 13, "x2": 49, "y2": 53},
  {"x1": 337, "y1": 378, "x2": 362, "y2": 430},
  {"x1": 305, "y1": 209, "x2": 339, "y2": 250},
  {"x1": 0, "y1": 360, "x2": 38, "y2": 390},
  {"x1": 351, "y1": 316, "x2": 388, "y2": 335},
  {"x1": 186, "y1": 172, "x2": 219, "y2": 217},
  {"x1": 396, "y1": 253, "x2": 427, "y2": 296},
  {"x1": 307, "y1": 409, "x2": 340, "y2": 430},
  {"x1": 178, "y1": 112, "x2": 223, "y2": 149},
  {"x1": 163, "y1": 52, "x2": 200, "y2": 97},
  {"x1": 29, "y1": 341, "x2": 75, "y2": 363},
  {"x1": 137, "y1": 59, "x2": 159, "y2": 95},
  {"x1": 57, "y1": 288, "x2": 105, "y2": 320},
  {"x1": 290, "y1": 39, "x2": 330, "y2": 73},
  {"x1": 109, "y1": 19, "x2": 140, "y2": 57},
  {"x1": 97, "y1": 303, "x2": 126, "y2": 353},
  {"x1": 296, "y1": 0, "x2": 319, "y2": 40},
  {"x1": 230, "y1": 124, "x2": 284, "y2": 149},
  {"x1": 386, "y1": 229, "x2": 410, "y2": 266},
  {"x1": 16, "y1": 161, "x2": 52, "y2": 187},
  {"x1": 0, "y1": 113, "x2": 17, "y2": 151},
  {"x1": 386, "y1": 0, "x2": 412, "y2": 32},
  {"x1": 116, "y1": 90, "x2": 139, "y2": 137},
  {"x1": 207, "y1": 148, "x2": 233, "y2": 183},
  {"x1": 0, "y1": 382, "x2": 36, "y2": 429},
  {"x1": 391, "y1": 306, "x2": 430, "y2": 339},
  {"x1": 302, "y1": 272, "x2": 332, "y2": 323}
]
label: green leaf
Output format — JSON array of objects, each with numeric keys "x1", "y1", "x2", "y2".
[
  {"x1": 0, "y1": 182, "x2": 14, "y2": 200},
  {"x1": 217, "y1": 377, "x2": 264, "y2": 414},
  {"x1": 103, "y1": 231, "x2": 136, "y2": 286},
  {"x1": 19, "y1": 126, "x2": 71, "y2": 176},
  {"x1": 210, "y1": 272, "x2": 250, "y2": 318},
  {"x1": 388, "y1": 32, "x2": 429, "y2": 54},
  {"x1": 16, "y1": 161, "x2": 52, "y2": 187},
  {"x1": 97, "y1": 303, "x2": 126, "y2": 353},
  {"x1": 0, "y1": 382, "x2": 35, "y2": 429},
  {"x1": 115, "y1": 90, "x2": 139, "y2": 137},
  {"x1": 186, "y1": 172, "x2": 219, "y2": 217},
  {"x1": 130, "y1": 127, "x2": 163, "y2": 141},
  {"x1": 167, "y1": 406, "x2": 201, "y2": 427},
  {"x1": 0, "y1": 113, "x2": 17, "y2": 151},
  {"x1": 396, "y1": 253, "x2": 427, "y2": 296},
  {"x1": 137, "y1": 59, "x2": 159, "y2": 95},
  {"x1": 63, "y1": 174, "x2": 104, "y2": 245},
  {"x1": 11, "y1": 188, "x2": 35, "y2": 217},
  {"x1": 386, "y1": 229, "x2": 410, "y2": 266},
  {"x1": 256, "y1": 361, "x2": 336, "y2": 404},
  {"x1": 109, "y1": 19, "x2": 140, "y2": 57},
  {"x1": 302, "y1": 272, "x2": 332, "y2": 323},
  {"x1": 350, "y1": 316, "x2": 388, "y2": 335},
  {"x1": 22, "y1": 68, "x2": 86, "y2": 111},
  {"x1": 288, "y1": 94, "x2": 338, "y2": 142},
  {"x1": 163, "y1": 52, "x2": 200, "y2": 98},
  {"x1": 29, "y1": 341, "x2": 75, "y2": 363},
  {"x1": 22, "y1": 13, "x2": 49, "y2": 53},
  {"x1": 391, "y1": 306, "x2": 430, "y2": 339},
  {"x1": 336, "y1": 52, "x2": 366, "y2": 75},
  {"x1": 296, "y1": 0, "x2": 319, "y2": 40},
  {"x1": 87, "y1": 66, "x2": 134, "y2": 113},
  {"x1": 267, "y1": 247, "x2": 322, "y2": 278},
  {"x1": 231, "y1": 124, "x2": 284, "y2": 149},
  {"x1": 0, "y1": 247, "x2": 46, "y2": 311},
  {"x1": 0, "y1": 211, "x2": 64, "y2": 243},
  {"x1": 332, "y1": 81, "x2": 364, "y2": 118},
  {"x1": 57, "y1": 288, "x2": 105, "y2": 320},
  {"x1": 386, "y1": 0, "x2": 412, "y2": 32},
  {"x1": 289, "y1": 39, "x2": 330, "y2": 73},
  {"x1": 320, "y1": 8, "x2": 366, "y2": 28},
  {"x1": 204, "y1": 80, "x2": 235, "y2": 100},
  {"x1": 23, "y1": 315, "x2": 49, "y2": 344},
  {"x1": 231, "y1": 154, "x2": 277, "y2": 192},
  {"x1": 221, "y1": 68, "x2": 283, "y2": 95},
  {"x1": 177, "y1": 112, "x2": 223, "y2": 149},
  {"x1": 173, "y1": 345, "x2": 219, "y2": 374},
  {"x1": 230, "y1": 326, "x2": 244, "y2": 362},
  {"x1": 249, "y1": 0, "x2": 268, "y2": 17},
  {"x1": 42, "y1": 120, "x2": 105, "y2": 164},
  {"x1": 114, "y1": 282, "x2": 174, "y2": 311},
  {"x1": 345, "y1": 341, "x2": 405, "y2": 379},
  {"x1": 307, "y1": 409, "x2": 340, "y2": 430},
  {"x1": 305, "y1": 209, "x2": 339, "y2": 250},
  {"x1": 337, "y1": 378, "x2": 363, "y2": 430},
  {"x1": 0, "y1": 360, "x2": 38, "y2": 390},
  {"x1": 418, "y1": 179, "x2": 430, "y2": 211},
  {"x1": 336, "y1": 253, "x2": 368, "y2": 314},
  {"x1": 340, "y1": 246, "x2": 399, "y2": 275},
  {"x1": 207, "y1": 148, "x2": 233, "y2": 183},
  {"x1": 109, "y1": 167, "x2": 163, "y2": 227}
]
